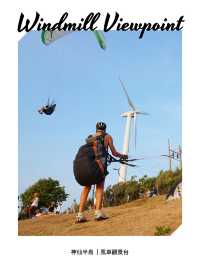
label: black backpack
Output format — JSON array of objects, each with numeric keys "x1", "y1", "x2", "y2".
[{"x1": 73, "y1": 134, "x2": 108, "y2": 186}]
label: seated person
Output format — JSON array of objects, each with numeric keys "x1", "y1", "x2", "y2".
[{"x1": 48, "y1": 202, "x2": 56, "y2": 214}]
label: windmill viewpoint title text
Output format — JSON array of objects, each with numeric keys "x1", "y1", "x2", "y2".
[{"x1": 18, "y1": 12, "x2": 185, "y2": 39}]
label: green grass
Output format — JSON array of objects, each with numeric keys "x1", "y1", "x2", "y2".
[{"x1": 154, "y1": 226, "x2": 171, "y2": 236}]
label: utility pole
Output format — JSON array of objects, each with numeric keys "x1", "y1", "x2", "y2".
[
  {"x1": 168, "y1": 139, "x2": 172, "y2": 171},
  {"x1": 178, "y1": 145, "x2": 182, "y2": 169},
  {"x1": 165, "y1": 140, "x2": 182, "y2": 170}
]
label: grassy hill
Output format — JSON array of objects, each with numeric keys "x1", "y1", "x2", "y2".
[{"x1": 18, "y1": 195, "x2": 181, "y2": 236}]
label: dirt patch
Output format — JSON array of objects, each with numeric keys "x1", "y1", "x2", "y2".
[{"x1": 18, "y1": 196, "x2": 181, "y2": 236}]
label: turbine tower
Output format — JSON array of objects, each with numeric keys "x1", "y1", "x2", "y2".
[{"x1": 118, "y1": 78, "x2": 148, "y2": 183}]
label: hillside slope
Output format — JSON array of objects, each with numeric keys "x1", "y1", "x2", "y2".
[{"x1": 18, "y1": 196, "x2": 181, "y2": 236}]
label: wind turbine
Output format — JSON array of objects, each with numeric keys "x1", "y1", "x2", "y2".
[{"x1": 118, "y1": 78, "x2": 148, "y2": 183}]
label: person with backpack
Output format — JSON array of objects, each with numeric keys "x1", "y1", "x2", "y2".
[{"x1": 73, "y1": 122, "x2": 128, "y2": 223}]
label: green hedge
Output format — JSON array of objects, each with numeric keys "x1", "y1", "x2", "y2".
[{"x1": 103, "y1": 168, "x2": 182, "y2": 207}]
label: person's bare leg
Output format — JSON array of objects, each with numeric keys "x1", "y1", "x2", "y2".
[
  {"x1": 95, "y1": 181, "x2": 104, "y2": 210},
  {"x1": 94, "y1": 181, "x2": 108, "y2": 220},
  {"x1": 79, "y1": 186, "x2": 91, "y2": 213}
]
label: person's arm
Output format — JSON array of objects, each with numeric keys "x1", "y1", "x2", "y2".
[{"x1": 107, "y1": 135, "x2": 128, "y2": 159}]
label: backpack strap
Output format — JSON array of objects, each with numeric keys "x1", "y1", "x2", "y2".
[
  {"x1": 92, "y1": 133, "x2": 108, "y2": 175},
  {"x1": 85, "y1": 133, "x2": 108, "y2": 175}
]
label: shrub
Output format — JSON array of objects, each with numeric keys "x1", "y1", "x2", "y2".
[
  {"x1": 103, "y1": 169, "x2": 182, "y2": 208},
  {"x1": 156, "y1": 168, "x2": 182, "y2": 194},
  {"x1": 154, "y1": 226, "x2": 171, "y2": 236}
]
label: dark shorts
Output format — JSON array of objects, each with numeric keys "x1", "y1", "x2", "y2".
[{"x1": 48, "y1": 207, "x2": 54, "y2": 212}]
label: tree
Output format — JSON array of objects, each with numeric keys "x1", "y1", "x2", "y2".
[
  {"x1": 125, "y1": 180, "x2": 140, "y2": 201},
  {"x1": 139, "y1": 176, "x2": 156, "y2": 193},
  {"x1": 20, "y1": 178, "x2": 69, "y2": 210}
]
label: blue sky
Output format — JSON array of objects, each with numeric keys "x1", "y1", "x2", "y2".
[{"x1": 19, "y1": 30, "x2": 181, "y2": 208}]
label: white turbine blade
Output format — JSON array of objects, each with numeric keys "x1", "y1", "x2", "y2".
[
  {"x1": 119, "y1": 78, "x2": 136, "y2": 111},
  {"x1": 137, "y1": 111, "x2": 149, "y2": 115}
]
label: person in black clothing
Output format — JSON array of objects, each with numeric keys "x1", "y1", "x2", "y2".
[
  {"x1": 48, "y1": 202, "x2": 56, "y2": 213},
  {"x1": 38, "y1": 99, "x2": 56, "y2": 115}
]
